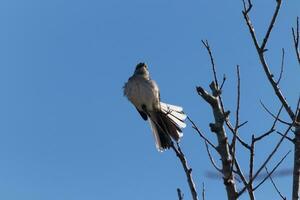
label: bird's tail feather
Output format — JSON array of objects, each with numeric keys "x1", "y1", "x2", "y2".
[
  {"x1": 148, "y1": 103, "x2": 187, "y2": 151},
  {"x1": 149, "y1": 116, "x2": 172, "y2": 151},
  {"x1": 160, "y1": 102, "x2": 187, "y2": 130}
]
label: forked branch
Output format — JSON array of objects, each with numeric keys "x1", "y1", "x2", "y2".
[{"x1": 242, "y1": 0, "x2": 295, "y2": 121}]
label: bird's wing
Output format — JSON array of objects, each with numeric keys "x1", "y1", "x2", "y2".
[{"x1": 135, "y1": 108, "x2": 148, "y2": 120}]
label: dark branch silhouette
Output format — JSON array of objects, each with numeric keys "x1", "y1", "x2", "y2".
[{"x1": 171, "y1": 143, "x2": 198, "y2": 200}]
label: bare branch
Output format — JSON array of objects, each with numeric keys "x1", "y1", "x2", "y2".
[
  {"x1": 205, "y1": 141, "x2": 222, "y2": 173},
  {"x1": 276, "y1": 131, "x2": 294, "y2": 143},
  {"x1": 276, "y1": 48, "x2": 285, "y2": 85},
  {"x1": 242, "y1": 0, "x2": 295, "y2": 121},
  {"x1": 238, "y1": 121, "x2": 248, "y2": 129},
  {"x1": 265, "y1": 167, "x2": 287, "y2": 200},
  {"x1": 220, "y1": 74, "x2": 226, "y2": 91},
  {"x1": 234, "y1": 65, "x2": 241, "y2": 133},
  {"x1": 253, "y1": 104, "x2": 283, "y2": 142},
  {"x1": 242, "y1": 2, "x2": 260, "y2": 51},
  {"x1": 196, "y1": 83, "x2": 238, "y2": 200},
  {"x1": 238, "y1": 123, "x2": 294, "y2": 197},
  {"x1": 242, "y1": 0, "x2": 253, "y2": 14},
  {"x1": 292, "y1": 98, "x2": 300, "y2": 200},
  {"x1": 201, "y1": 39, "x2": 230, "y2": 128},
  {"x1": 260, "y1": 100, "x2": 292, "y2": 126},
  {"x1": 224, "y1": 113, "x2": 250, "y2": 150},
  {"x1": 171, "y1": 143, "x2": 198, "y2": 200},
  {"x1": 234, "y1": 158, "x2": 256, "y2": 199},
  {"x1": 254, "y1": 150, "x2": 291, "y2": 191},
  {"x1": 201, "y1": 40, "x2": 220, "y2": 90},
  {"x1": 254, "y1": 129, "x2": 275, "y2": 142},
  {"x1": 248, "y1": 135, "x2": 255, "y2": 198},
  {"x1": 236, "y1": 135, "x2": 251, "y2": 150},
  {"x1": 230, "y1": 65, "x2": 241, "y2": 176},
  {"x1": 223, "y1": 108, "x2": 250, "y2": 150},
  {"x1": 177, "y1": 188, "x2": 184, "y2": 200},
  {"x1": 260, "y1": 0, "x2": 282, "y2": 50},
  {"x1": 253, "y1": 123, "x2": 292, "y2": 180},
  {"x1": 292, "y1": 16, "x2": 300, "y2": 64},
  {"x1": 187, "y1": 116, "x2": 218, "y2": 150},
  {"x1": 197, "y1": 86, "x2": 218, "y2": 105}
]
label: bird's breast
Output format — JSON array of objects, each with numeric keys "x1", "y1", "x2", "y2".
[{"x1": 124, "y1": 77, "x2": 159, "y2": 111}]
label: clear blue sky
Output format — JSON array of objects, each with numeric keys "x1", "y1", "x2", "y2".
[{"x1": 0, "y1": 0, "x2": 299, "y2": 199}]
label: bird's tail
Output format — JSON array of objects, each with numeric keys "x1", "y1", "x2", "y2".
[{"x1": 148, "y1": 102, "x2": 187, "y2": 151}]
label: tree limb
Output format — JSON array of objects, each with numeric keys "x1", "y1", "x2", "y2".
[
  {"x1": 242, "y1": 0, "x2": 295, "y2": 121},
  {"x1": 171, "y1": 143, "x2": 198, "y2": 200},
  {"x1": 292, "y1": 16, "x2": 300, "y2": 64},
  {"x1": 196, "y1": 83, "x2": 238, "y2": 200}
]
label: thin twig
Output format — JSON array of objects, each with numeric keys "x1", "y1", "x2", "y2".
[
  {"x1": 234, "y1": 65, "x2": 241, "y2": 133},
  {"x1": 260, "y1": 0, "x2": 282, "y2": 50},
  {"x1": 238, "y1": 123, "x2": 294, "y2": 197},
  {"x1": 234, "y1": 158, "x2": 249, "y2": 187},
  {"x1": 254, "y1": 105, "x2": 283, "y2": 142},
  {"x1": 235, "y1": 157, "x2": 255, "y2": 199},
  {"x1": 248, "y1": 135, "x2": 255, "y2": 196},
  {"x1": 187, "y1": 116, "x2": 218, "y2": 150},
  {"x1": 253, "y1": 129, "x2": 275, "y2": 142},
  {"x1": 220, "y1": 74, "x2": 226, "y2": 91},
  {"x1": 201, "y1": 40, "x2": 227, "y2": 118},
  {"x1": 292, "y1": 16, "x2": 300, "y2": 64},
  {"x1": 201, "y1": 40, "x2": 219, "y2": 90},
  {"x1": 225, "y1": 114, "x2": 250, "y2": 150},
  {"x1": 238, "y1": 121, "x2": 248, "y2": 129},
  {"x1": 242, "y1": 0, "x2": 260, "y2": 50},
  {"x1": 177, "y1": 188, "x2": 184, "y2": 200},
  {"x1": 230, "y1": 65, "x2": 241, "y2": 175},
  {"x1": 242, "y1": 0, "x2": 252, "y2": 14},
  {"x1": 276, "y1": 131, "x2": 294, "y2": 143},
  {"x1": 292, "y1": 97, "x2": 300, "y2": 200},
  {"x1": 236, "y1": 135, "x2": 251, "y2": 150},
  {"x1": 254, "y1": 151, "x2": 291, "y2": 191},
  {"x1": 265, "y1": 167, "x2": 287, "y2": 200},
  {"x1": 205, "y1": 141, "x2": 222, "y2": 173},
  {"x1": 276, "y1": 48, "x2": 285, "y2": 85},
  {"x1": 260, "y1": 101, "x2": 292, "y2": 126}
]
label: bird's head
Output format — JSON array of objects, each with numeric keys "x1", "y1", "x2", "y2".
[{"x1": 134, "y1": 62, "x2": 149, "y2": 78}]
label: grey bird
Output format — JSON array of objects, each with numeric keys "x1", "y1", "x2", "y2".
[{"x1": 124, "y1": 63, "x2": 187, "y2": 151}]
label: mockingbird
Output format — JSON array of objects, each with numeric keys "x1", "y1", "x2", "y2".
[{"x1": 124, "y1": 63, "x2": 187, "y2": 151}]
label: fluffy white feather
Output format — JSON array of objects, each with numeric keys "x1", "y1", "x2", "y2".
[
  {"x1": 160, "y1": 102, "x2": 187, "y2": 129},
  {"x1": 148, "y1": 119, "x2": 163, "y2": 151},
  {"x1": 160, "y1": 102, "x2": 183, "y2": 112},
  {"x1": 167, "y1": 114, "x2": 186, "y2": 129}
]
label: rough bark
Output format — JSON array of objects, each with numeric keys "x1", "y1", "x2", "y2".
[
  {"x1": 197, "y1": 82, "x2": 238, "y2": 200},
  {"x1": 293, "y1": 120, "x2": 300, "y2": 200}
]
